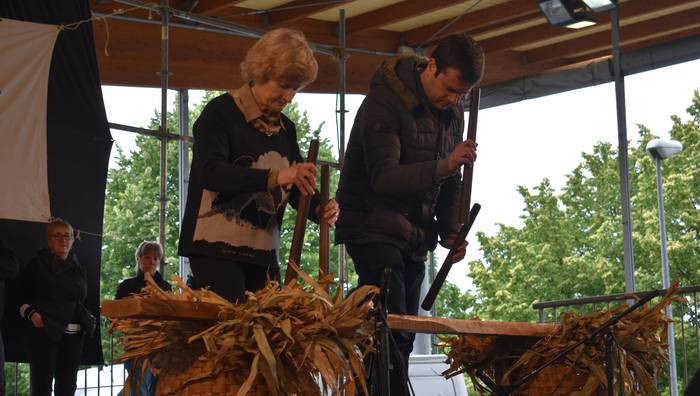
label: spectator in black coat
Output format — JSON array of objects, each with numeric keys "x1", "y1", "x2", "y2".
[
  {"x1": 115, "y1": 241, "x2": 171, "y2": 299},
  {"x1": 0, "y1": 238, "x2": 18, "y2": 395},
  {"x1": 115, "y1": 241, "x2": 171, "y2": 396},
  {"x1": 19, "y1": 219, "x2": 89, "y2": 396}
]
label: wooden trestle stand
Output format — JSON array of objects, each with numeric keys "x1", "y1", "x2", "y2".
[{"x1": 103, "y1": 298, "x2": 557, "y2": 394}]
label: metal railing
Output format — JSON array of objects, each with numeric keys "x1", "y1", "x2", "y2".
[{"x1": 533, "y1": 285, "x2": 700, "y2": 393}]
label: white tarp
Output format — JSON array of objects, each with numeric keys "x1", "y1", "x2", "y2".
[{"x1": 0, "y1": 18, "x2": 58, "y2": 223}]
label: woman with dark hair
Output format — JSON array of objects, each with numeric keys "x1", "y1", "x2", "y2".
[
  {"x1": 178, "y1": 28, "x2": 339, "y2": 303},
  {"x1": 19, "y1": 218, "x2": 92, "y2": 396}
]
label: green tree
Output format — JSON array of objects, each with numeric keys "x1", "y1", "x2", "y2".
[
  {"x1": 467, "y1": 91, "x2": 700, "y2": 322},
  {"x1": 3, "y1": 363, "x2": 29, "y2": 395}
]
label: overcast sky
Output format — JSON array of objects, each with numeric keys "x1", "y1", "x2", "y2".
[{"x1": 102, "y1": 58, "x2": 700, "y2": 291}]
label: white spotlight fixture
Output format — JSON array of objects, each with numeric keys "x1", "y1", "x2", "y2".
[
  {"x1": 538, "y1": 0, "x2": 596, "y2": 29},
  {"x1": 582, "y1": 0, "x2": 618, "y2": 12}
]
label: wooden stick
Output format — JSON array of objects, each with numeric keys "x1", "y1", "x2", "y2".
[
  {"x1": 318, "y1": 164, "x2": 330, "y2": 288},
  {"x1": 284, "y1": 139, "x2": 320, "y2": 285},
  {"x1": 421, "y1": 203, "x2": 480, "y2": 311},
  {"x1": 458, "y1": 88, "x2": 481, "y2": 224}
]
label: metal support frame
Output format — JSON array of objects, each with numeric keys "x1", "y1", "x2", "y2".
[
  {"x1": 611, "y1": 6, "x2": 635, "y2": 294},
  {"x1": 158, "y1": 0, "x2": 169, "y2": 275},
  {"x1": 337, "y1": 8, "x2": 347, "y2": 295},
  {"x1": 108, "y1": 0, "x2": 396, "y2": 57},
  {"x1": 654, "y1": 156, "x2": 679, "y2": 396},
  {"x1": 108, "y1": 122, "x2": 191, "y2": 142},
  {"x1": 177, "y1": 89, "x2": 190, "y2": 280}
]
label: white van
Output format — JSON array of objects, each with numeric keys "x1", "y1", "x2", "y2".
[{"x1": 408, "y1": 354, "x2": 468, "y2": 396}]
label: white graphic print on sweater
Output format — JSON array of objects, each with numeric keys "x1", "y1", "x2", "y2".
[{"x1": 193, "y1": 151, "x2": 291, "y2": 251}]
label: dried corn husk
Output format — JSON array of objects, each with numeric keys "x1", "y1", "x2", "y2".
[
  {"x1": 439, "y1": 283, "x2": 685, "y2": 396},
  {"x1": 109, "y1": 262, "x2": 377, "y2": 396}
]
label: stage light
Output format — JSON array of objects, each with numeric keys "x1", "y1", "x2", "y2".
[
  {"x1": 538, "y1": 0, "x2": 596, "y2": 29},
  {"x1": 582, "y1": 0, "x2": 618, "y2": 12}
]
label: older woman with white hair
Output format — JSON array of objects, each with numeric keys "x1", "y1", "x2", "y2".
[{"x1": 178, "y1": 28, "x2": 339, "y2": 303}]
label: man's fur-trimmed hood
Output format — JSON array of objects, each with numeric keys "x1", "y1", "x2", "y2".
[{"x1": 371, "y1": 54, "x2": 429, "y2": 111}]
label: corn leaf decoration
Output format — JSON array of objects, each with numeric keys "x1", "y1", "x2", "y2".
[
  {"x1": 108, "y1": 262, "x2": 378, "y2": 396},
  {"x1": 439, "y1": 283, "x2": 685, "y2": 396}
]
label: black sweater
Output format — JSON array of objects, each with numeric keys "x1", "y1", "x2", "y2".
[
  {"x1": 115, "y1": 270, "x2": 171, "y2": 299},
  {"x1": 19, "y1": 248, "x2": 87, "y2": 341},
  {"x1": 178, "y1": 93, "x2": 319, "y2": 267}
]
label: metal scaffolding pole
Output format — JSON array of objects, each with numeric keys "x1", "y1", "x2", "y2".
[
  {"x1": 110, "y1": 0, "x2": 396, "y2": 58},
  {"x1": 612, "y1": 7, "x2": 677, "y2": 391},
  {"x1": 337, "y1": 8, "x2": 347, "y2": 294},
  {"x1": 611, "y1": 7, "x2": 635, "y2": 294},
  {"x1": 158, "y1": 0, "x2": 169, "y2": 274},
  {"x1": 177, "y1": 89, "x2": 190, "y2": 279},
  {"x1": 338, "y1": 9, "x2": 347, "y2": 164}
]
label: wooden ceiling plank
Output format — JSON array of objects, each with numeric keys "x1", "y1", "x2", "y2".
[
  {"x1": 403, "y1": 0, "x2": 538, "y2": 47},
  {"x1": 266, "y1": 0, "x2": 356, "y2": 27},
  {"x1": 93, "y1": 0, "x2": 699, "y2": 93},
  {"x1": 345, "y1": 0, "x2": 466, "y2": 36},
  {"x1": 193, "y1": 0, "x2": 248, "y2": 16},
  {"x1": 480, "y1": 0, "x2": 695, "y2": 54},
  {"x1": 564, "y1": 25, "x2": 700, "y2": 67},
  {"x1": 525, "y1": 7, "x2": 700, "y2": 64}
]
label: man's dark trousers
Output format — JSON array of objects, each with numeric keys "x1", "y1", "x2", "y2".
[{"x1": 347, "y1": 243, "x2": 426, "y2": 396}]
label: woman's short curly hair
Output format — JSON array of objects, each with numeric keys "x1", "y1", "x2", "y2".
[{"x1": 240, "y1": 28, "x2": 318, "y2": 89}]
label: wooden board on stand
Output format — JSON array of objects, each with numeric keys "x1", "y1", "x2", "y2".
[{"x1": 102, "y1": 298, "x2": 556, "y2": 337}]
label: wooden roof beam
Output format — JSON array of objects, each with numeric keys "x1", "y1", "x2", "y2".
[
  {"x1": 480, "y1": 0, "x2": 695, "y2": 54},
  {"x1": 192, "y1": 0, "x2": 247, "y2": 16},
  {"x1": 565, "y1": 25, "x2": 700, "y2": 66},
  {"x1": 524, "y1": 7, "x2": 700, "y2": 65},
  {"x1": 345, "y1": 0, "x2": 466, "y2": 36},
  {"x1": 403, "y1": 0, "x2": 539, "y2": 47},
  {"x1": 266, "y1": 0, "x2": 356, "y2": 27}
]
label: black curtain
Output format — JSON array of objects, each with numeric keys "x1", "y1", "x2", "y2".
[{"x1": 0, "y1": 0, "x2": 112, "y2": 365}]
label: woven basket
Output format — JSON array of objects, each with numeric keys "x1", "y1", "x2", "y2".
[
  {"x1": 515, "y1": 364, "x2": 596, "y2": 396},
  {"x1": 155, "y1": 358, "x2": 263, "y2": 396}
]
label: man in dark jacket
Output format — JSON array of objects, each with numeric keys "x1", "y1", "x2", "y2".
[{"x1": 335, "y1": 33, "x2": 484, "y2": 395}]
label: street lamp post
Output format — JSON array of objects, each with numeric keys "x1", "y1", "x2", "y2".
[{"x1": 646, "y1": 138, "x2": 683, "y2": 396}]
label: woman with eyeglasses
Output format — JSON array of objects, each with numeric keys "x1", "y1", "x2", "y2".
[{"x1": 19, "y1": 218, "x2": 91, "y2": 396}]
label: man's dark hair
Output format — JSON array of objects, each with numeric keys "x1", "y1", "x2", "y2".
[{"x1": 431, "y1": 33, "x2": 484, "y2": 85}]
